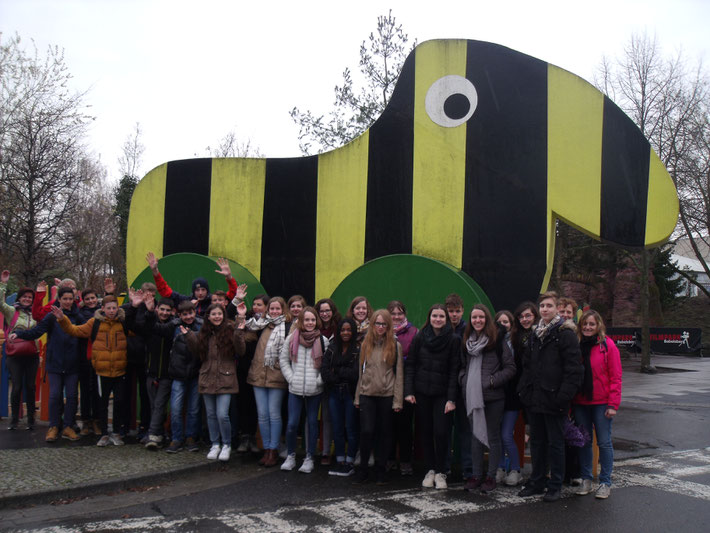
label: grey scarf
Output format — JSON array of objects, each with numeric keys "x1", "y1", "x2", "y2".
[
  {"x1": 246, "y1": 315, "x2": 286, "y2": 368},
  {"x1": 464, "y1": 332, "x2": 489, "y2": 447}
]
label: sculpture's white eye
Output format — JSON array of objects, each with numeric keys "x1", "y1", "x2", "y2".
[{"x1": 424, "y1": 75, "x2": 478, "y2": 128}]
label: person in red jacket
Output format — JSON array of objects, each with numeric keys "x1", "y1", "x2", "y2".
[{"x1": 572, "y1": 310, "x2": 622, "y2": 500}]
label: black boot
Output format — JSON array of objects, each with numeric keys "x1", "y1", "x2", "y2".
[{"x1": 352, "y1": 467, "x2": 369, "y2": 485}]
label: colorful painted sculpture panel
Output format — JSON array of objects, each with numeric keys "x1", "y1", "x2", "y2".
[{"x1": 126, "y1": 39, "x2": 679, "y2": 313}]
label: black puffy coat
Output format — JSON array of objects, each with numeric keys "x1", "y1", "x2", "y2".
[
  {"x1": 148, "y1": 314, "x2": 203, "y2": 380},
  {"x1": 125, "y1": 305, "x2": 173, "y2": 379},
  {"x1": 517, "y1": 319, "x2": 583, "y2": 414},
  {"x1": 405, "y1": 325, "x2": 460, "y2": 402},
  {"x1": 321, "y1": 342, "x2": 361, "y2": 398}
]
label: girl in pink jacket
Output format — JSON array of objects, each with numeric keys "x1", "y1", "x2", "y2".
[{"x1": 573, "y1": 310, "x2": 622, "y2": 499}]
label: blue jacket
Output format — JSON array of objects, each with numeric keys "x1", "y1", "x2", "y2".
[{"x1": 16, "y1": 305, "x2": 86, "y2": 374}]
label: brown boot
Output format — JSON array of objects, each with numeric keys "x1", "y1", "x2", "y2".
[
  {"x1": 45, "y1": 426, "x2": 59, "y2": 442},
  {"x1": 264, "y1": 449, "x2": 278, "y2": 467},
  {"x1": 258, "y1": 450, "x2": 268, "y2": 466}
]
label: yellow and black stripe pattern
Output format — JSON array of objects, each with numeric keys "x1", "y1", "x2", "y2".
[{"x1": 127, "y1": 39, "x2": 678, "y2": 311}]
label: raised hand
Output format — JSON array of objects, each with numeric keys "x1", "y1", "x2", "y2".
[
  {"x1": 104, "y1": 277, "x2": 116, "y2": 295},
  {"x1": 215, "y1": 257, "x2": 232, "y2": 279},
  {"x1": 54, "y1": 278, "x2": 62, "y2": 287},
  {"x1": 144, "y1": 291, "x2": 155, "y2": 311},
  {"x1": 1, "y1": 270, "x2": 9, "y2": 284},
  {"x1": 129, "y1": 288, "x2": 144, "y2": 307},
  {"x1": 36, "y1": 280, "x2": 48, "y2": 292},
  {"x1": 146, "y1": 252, "x2": 159, "y2": 273},
  {"x1": 236, "y1": 302, "x2": 247, "y2": 317},
  {"x1": 236, "y1": 283, "x2": 247, "y2": 300},
  {"x1": 50, "y1": 306, "x2": 64, "y2": 320}
]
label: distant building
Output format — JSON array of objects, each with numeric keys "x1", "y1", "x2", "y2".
[{"x1": 672, "y1": 237, "x2": 710, "y2": 296}]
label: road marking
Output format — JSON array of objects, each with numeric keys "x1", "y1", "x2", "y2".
[{"x1": 17, "y1": 447, "x2": 710, "y2": 533}]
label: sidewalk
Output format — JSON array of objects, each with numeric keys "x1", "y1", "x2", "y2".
[
  {"x1": 1, "y1": 354, "x2": 708, "y2": 509},
  {"x1": 0, "y1": 429, "x2": 215, "y2": 508}
]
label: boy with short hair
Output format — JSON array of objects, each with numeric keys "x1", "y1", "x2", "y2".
[
  {"x1": 444, "y1": 292, "x2": 472, "y2": 481},
  {"x1": 78, "y1": 288, "x2": 101, "y2": 435},
  {"x1": 138, "y1": 294, "x2": 203, "y2": 453},
  {"x1": 13, "y1": 286, "x2": 86, "y2": 442},
  {"x1": 126, "y1": 294, "x2": 176, "y2": 449},
  {"x1": 146, "y1": 252, "x2": 237, "y2": 318},
  {"x1": 53, "y1": 295, "x2": 130, "y2": 446},
  {"x1": 445, "y1": 293, "x2": 466, "y2": 337}
]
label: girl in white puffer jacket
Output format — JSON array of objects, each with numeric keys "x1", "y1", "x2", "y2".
[{"x1": 279, "y1": 306, "x2": 329, "y2": 473}]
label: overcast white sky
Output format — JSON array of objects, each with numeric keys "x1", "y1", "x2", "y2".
[{"x1": 1, "y1": 0, "x2": 708, "y2": 182}]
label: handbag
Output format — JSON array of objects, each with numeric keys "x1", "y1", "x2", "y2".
[
  {"x1": 563, "y1": 416, "x2": 590, "y2": 447},
  {"x1": 4, "y1": 311, "x2": 38, "y2": 357}
]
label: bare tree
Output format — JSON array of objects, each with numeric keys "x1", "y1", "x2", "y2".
[
  {"x1": 206, "y1": 129, "x2": 263, "y2": 158},
  {"x1": 596, "y1": 32, "x2": 710, "y2": 371},
  {"x1": 0, "y1": 34, "x2": 93, "y2": 284},
  {"x1": 118, "y1": 121, "x2": 145, "y2": 179},
  {"x1": 290, "y1": 10, "x2": 415, "y2": 155},
  {"x1": 64, "y1": 156, "x2": 120, "y2": 289}
]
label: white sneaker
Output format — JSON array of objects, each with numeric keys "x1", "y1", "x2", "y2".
[
  {"x1": 495, "y1": 468, "x2": 507, "y2": 483},
  {"x1": 434, "y1": 473, "x2": 448, "y2": 490},
  {"x1": 109, "y1": 433, "x2": 124, "y2": 446},
  {"x1": 353, "y1": 451, "x2": 361, "y2": 466},
  {"x1": 207, "y1": 444, "x2": 221, "y2": 460},
  {"x1": 281, "y1": 453, "x2": 297, "y2": 471},
  {"x1": 368, "y1": 453, "x2": 375, "y2": 467},
  {"x1": 595, "y1": 484, "x2": 611, "y2": 499},
  {"x1": 505, "y1": 470, "x2": 523, "y2": 486},
  {"x1": 218, "y1": 445, "x2": 231, "y2": 462},
  {"x1": 298, "y1": 455, "x2": 314, "y2": 473},
  {"x1": 96, "y1": 435, "x2": 111, "y2": 447},
  {"x1": 575, "y1": 479, "x2": 593, "y2": 495},
  {"x1": 422, "y1": 469, "x2": 436, "y2": 488}
]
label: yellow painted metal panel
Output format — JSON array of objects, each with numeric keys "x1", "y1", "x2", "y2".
[
  {"x1": 645, "y1": 150, "x2": 678, "y2": 247},
  {"x1": 209, "y1": 158, "x2": 266, "y2": 278},
  {"x1": 315, "y1": 133, "x2": 369, "y2": 300},
  {"x1": 412, "y1": 40, "x2": 468, "y2": 268},
  {"x1": 126, "y1": 164, "x2": 167, "y2": 285},
  {"x1": 547, "y1": 64, "x2": 604, "y2": 238}
]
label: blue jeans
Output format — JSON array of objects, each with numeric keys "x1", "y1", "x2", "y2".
[
  {"x1": 203, "y1": 393, "x2": 232, "y2": 446},
  {"x1": 574, "y1": 404, "x2": 614, "y2": 485},
  {"x1": 286, "y1": 392, "x2": 322, "y2": 456},
  {"x1": 328, "y1": 385, "x2": 359, "y2": 462},
  {"x1": 498, "y1": 409, "x2": 521, "y2": 471},
  {"x1": 253, "y1": 386, "x2": 285, "y2": 450},
  {"x1": 170, "y1": 377, "x2": 200, "y2": 442},
  {"x1": 48, "y1": 372, "x2": 79, "y2": 429}
]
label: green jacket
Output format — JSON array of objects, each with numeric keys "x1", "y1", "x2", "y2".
[{"x1": 0, "y1": 282, "x2": 37, "y2": 333}]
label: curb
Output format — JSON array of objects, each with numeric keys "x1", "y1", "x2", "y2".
[{"x1": 0, "y1": 458, "x2": 220, "y2": 510}]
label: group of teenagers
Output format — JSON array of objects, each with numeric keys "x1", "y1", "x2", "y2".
[{"x1": 1, "y1": 254, "x2": 622, "y2": 501}]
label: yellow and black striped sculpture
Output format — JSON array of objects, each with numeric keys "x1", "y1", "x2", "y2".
[{"x1": 126, "y1": 39, "x2": 678, "y2": 311}]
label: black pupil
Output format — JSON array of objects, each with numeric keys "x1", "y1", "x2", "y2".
[{"x1": 443, "y1": 93, "x2": 470, "y2": 120}]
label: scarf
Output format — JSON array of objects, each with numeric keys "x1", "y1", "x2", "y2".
[
  {"x1": 394, "y1": 321, "x2": 409, "y2": 336},
  {"x1": 290, "y1": 328, "x2": 323, "y2": 369},
  {"x1": 256, "y1": 315, "x2": 285, "y2": 368},
  {"x1": 13, "y1": 303, "x2": 33, "y2": 314},
  {"x1": 464, "y1": 332, "x2": 490, "y2": 447},
  {"x1": 580, "y1": 335, "x2": 596, "y2": 400},
  {"x1": 246, "y1": 314, "x2": 284, "y2": 332},
  {"x1": 421, "y1": 323, "x2": 453, "y2": 352},
  {"x1": 357, "y1": 319, "x2": 369, "y2": 334},
  {"x1": 535, "y1": 315, "x2": 562, "y2": 340}
]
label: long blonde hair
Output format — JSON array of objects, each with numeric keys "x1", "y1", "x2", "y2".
[
  {"x1": 578, "y1": 309, "x2": 607, "y2": 343},
  {"x1": 360, "y1": 309, "x2": 396, "y2": 367}
]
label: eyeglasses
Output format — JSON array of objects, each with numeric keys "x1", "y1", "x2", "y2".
[
  {"x1": 374, "y1": 322, "x2": 387, "y2": 327},
  {"x1": 519, "y1": 313, "x2": 534, "y2": 319}
]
